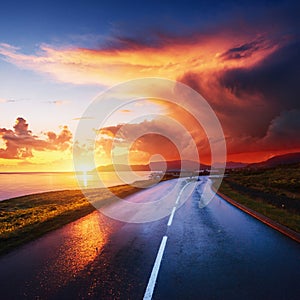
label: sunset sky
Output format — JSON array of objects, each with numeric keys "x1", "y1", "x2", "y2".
[{"x1": 0, "y1": 0, "x2": 300, "y2": 171}]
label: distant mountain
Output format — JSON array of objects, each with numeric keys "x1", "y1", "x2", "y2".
[
  {"x1": 96, "y1": 153, "x2": 300, "y2": 172},
  {"x1": 96, "y1": 160, "x2": 209, "y2": 172},
  {"x1": 149, "y1": 160, "x2": 209, "y2": 171},
  {"x1": 226, "y1": 161, "x2": 248, "y2": 169},
  {"x1": 247, "y1": 152, "x2": 300, "y2": 168},
  {"x1": 97, "y1": 164, "x2": 150, "y2": 172}
]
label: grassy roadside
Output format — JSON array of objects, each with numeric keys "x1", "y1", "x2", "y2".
[
  {"x1": 0, "y1": 182, "x2": 154, "y2": 256},
  {"x1": 216, "y1": 163, "x2": 300, "y2": 233}
]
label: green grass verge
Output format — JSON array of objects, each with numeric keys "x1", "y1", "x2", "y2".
[
  {"x1": 217, "y1": 163, "x2": 300, "y2": 233},
  {"x1": 0, "y1": 183, "x2": 149, "y2": 256}
]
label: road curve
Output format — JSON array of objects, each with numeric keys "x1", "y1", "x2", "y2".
[{"x1": 0, "y1": 177, "x2": 299, "y2": 299}]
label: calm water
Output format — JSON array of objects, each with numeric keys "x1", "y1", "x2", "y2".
[{"x1": 0, "y1": 171, "x2": 152, "y2": 201}]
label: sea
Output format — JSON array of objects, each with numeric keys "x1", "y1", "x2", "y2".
[{"x1": 0, "y1": 171, "x2": 152, "y2": 201}]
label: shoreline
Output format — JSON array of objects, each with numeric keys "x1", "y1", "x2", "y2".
[
  {"x1": 215, "y1": 189, "x2": 300, "y2": 243},
  {"x1": 0, "y1": 183, "x2": 135, "y2": 203},
  {"x1": 0, "y1": 171, "x2": 154, "y2": 202}
]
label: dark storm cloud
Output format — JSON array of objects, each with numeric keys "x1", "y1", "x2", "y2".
[
  {"x1": 262, "y1": 110, "x2": 300, "y2": 149},
  {"x1": 179, "y1": 39, "x2": 300, "y2": 154},
  {"x1": 219, "y1": 41, "x2": 300, "y2": 110},
  {"x1": 220, "y1": 38, "x2": 271, "y2": 60}
]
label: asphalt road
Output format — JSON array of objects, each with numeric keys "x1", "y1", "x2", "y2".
[{"x1": 0, "y1": 177, "x2": 299, "y2": 299}]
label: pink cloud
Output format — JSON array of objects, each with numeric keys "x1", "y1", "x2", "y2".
[{"x1": 0, "y1": 118, "x2": 72, "y2": 159}]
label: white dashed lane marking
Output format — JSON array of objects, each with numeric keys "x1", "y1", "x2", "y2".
[
  {"x1": 167, "y1": 207, "x2": 176, "y2": 226},
  {"x1": 143, "y1": 181, "x2": 192, "y2": 300},
  {"x1": 143, "y1": 236, "x2": 168, "y2": 300}
]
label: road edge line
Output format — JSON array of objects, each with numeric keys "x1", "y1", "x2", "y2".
[{"x1": 213, "y1": 188, "x2": 300, "y2": 243}]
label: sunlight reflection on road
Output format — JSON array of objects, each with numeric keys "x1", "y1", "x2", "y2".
[{"x1": 33, "y1": 212, "x2": 114, "y2": 295}]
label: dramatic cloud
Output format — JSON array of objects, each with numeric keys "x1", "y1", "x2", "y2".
[
  {"x1": 0, "y1": 4, "x2": 299, "y2": 163},
  {"x1": 262, "y1": 110, "x2": 300, "y2": 149},
  {"x1": 219, "y1": 41, "x2": 300, "y2": 111},
  {"x1": 97, "y1": 116, "x2": 208, "y2": 164},
  {"x1": 98, "y1": 108, "x2": 300, "y2": 164},
  {"x1": 219, "y1": 38, "x2": 273, "y2": 61},
  {"x1": 178, "y1": 39, "x2": 300, "y2": 158},
  {"x1": 0, "y1": 32, "x2": 278, "y2": 86},
  {"x1": 0, "y1": 118, "x2": 72, "y2": 159}
]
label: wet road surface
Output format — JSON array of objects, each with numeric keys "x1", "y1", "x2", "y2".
[{"x1": 0, "y1": 177, "x2": 299, "y2": 299}]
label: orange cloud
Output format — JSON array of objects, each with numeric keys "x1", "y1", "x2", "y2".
[
  {"x1": 96, "y1": 105, "x2": 300, "y2": 165},
  {"x1": 97, "y1": 114, "x2": 208, "y2": 164},
  {"x1": 0, "y1": 36, "x2": 278, "y2": 85},
  {"x1": 0, "y1": 118, "x2": 72, "y2": 159}
]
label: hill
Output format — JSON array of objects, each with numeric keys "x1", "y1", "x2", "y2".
[
  {"x1": 96, "y1": 160, "x2": 209, "y2": 172},
  {"x1": 247, "y1": 152, "x2": 300, "y2": 168},
  {"x1": 96, "y1": 152, "x2": 300, "y2": 172}
]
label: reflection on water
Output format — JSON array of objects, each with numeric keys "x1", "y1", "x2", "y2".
[{"x1": 0, "y1": 171, "x2": 152, "y2": 201}]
